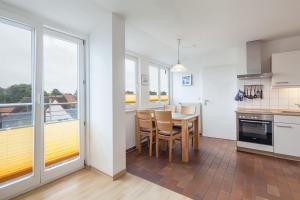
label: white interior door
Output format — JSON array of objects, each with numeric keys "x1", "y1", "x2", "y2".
[
  {"x1": 41, "y1": 29, "x2": 85, "y2": 183},
  {"x1": 202, "y1": 66, "x2": 237, "y2": 140}
]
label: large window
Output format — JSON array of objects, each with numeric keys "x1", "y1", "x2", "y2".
[
  {"x1": 160, "y1": 68, "x2": 169, "y2": 102},
  {"x1": 43, "y1": 32, "x2": 81, "y2": 168},
  {"x1": 125, "y1": 56, "x2": 137, "y2": 104},
  {"x1": 0, "y1": 15, "x2": 85, "y2": 199},
  {"x1": 0, "y1": 19, "x2": 34, "y2": 183},
  {"x1": 149, "y1": 64, "x2": 169, "y2": 102}
]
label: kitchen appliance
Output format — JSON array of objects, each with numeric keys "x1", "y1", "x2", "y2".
[
  {"x1": 237, "y1": 41, "x2": 272, "y2": 80},
  {"x1": 237, "y1": 113, "x2": 273, "y2": 146}
]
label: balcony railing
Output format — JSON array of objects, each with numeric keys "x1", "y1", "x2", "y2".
[
  {"x1": 0, "y1": 102, "x2": 80, "y2": 183},
  {"x1": 0, "y1": 102, "x2": 78, "y2": 130}
]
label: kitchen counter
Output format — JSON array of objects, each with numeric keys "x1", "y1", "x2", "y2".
[{"x1": 236, "y1": 108, "x2": 300, "y2": 116}]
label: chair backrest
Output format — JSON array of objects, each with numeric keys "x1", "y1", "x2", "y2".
[
  {"x1": 164, "y1": 105, "x2": 176, "y2": 113},
  {"x1": 154, "y1": 111, "x2": 172, "y2": 133},
  {"x1": 136, "y1": 110, "x2": 153, "y2": 130},
  {"x1": 181, "y1": 105, "x2": 196, "y2": 115}
]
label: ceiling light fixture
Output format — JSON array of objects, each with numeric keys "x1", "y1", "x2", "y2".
[{"x1": 171, "y1": 38, "x2": 187, "y2": 72}]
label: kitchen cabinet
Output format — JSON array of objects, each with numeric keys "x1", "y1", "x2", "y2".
[
  {"x1": 272, "y1": 51, "x2": 300, "y2": 87},
  {"x1": 274, "y1": 115, "x2": 300, "y2": 157}
]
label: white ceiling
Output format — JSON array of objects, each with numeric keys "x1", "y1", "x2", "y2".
[
  {"x1": 93, "y1": 0, "x2": 300, "y2": 58},
  {"x1": 2, "y1": 0, "x2": 300, "y2": 64}
]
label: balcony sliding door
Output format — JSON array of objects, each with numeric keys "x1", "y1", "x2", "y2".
[
  {"x1": 0, "y1": 17, "x2": 85, "y2": 198},
  {"x1": 42, "y1": 29, "x2": 85, "y2": 182},
  {"x1": 0, "y1": 18, "x2": 40, "y2": 198}
]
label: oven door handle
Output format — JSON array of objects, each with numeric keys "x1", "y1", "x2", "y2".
[{"x1": 240, "y1": 120, "x2": 271, "y2": 124}]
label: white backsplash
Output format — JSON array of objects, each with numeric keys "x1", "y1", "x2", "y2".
[{"x1": 238, "y1": 79, "x2": 300, "y2": 109}]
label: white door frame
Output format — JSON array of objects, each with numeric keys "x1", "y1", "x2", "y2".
[
  {"x1": 0, "y1": 8, "x2": 86, "y2": 199},
  {"x1": 41, "y1": 28, "x2": 85, "y2": 184},
  {"x1": 0, "y1": 12, "x2": 41, "y2": 200}
]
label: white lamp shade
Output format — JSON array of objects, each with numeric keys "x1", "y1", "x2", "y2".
[{"x1": 171, "y1": 63, "x2": 187, "y2": 72}]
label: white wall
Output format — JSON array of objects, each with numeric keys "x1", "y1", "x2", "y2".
[
  {"x1": 172, "y1": 61, "x2": 202, "y2": 105},
  {"x1": 173, "y1": 47, "x2": 242, "y2": 105},
  {"x1": 112, "y1": 14, "x2": 126, "y2": 174},
  {"x1": 89, "y1": 13, "x2": 126, "y2": 176},
  {"x1": 125, "y1": 111, "x2": 136, "y2": 149},
  {"x1": 172, "y1": 48, "x2": 242, "y2": 140},
  {"x1": 262, "y1": 35, "x2": 300, "y2": 72}
]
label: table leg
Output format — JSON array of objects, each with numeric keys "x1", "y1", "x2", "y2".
[
  {"x1": 193, "y1": 117, "x2": 199, "y2": 150},
  {"x1": 181, "y1": 120, "x2": 189, "y2": 162},
  {"x1": 135, "y1": 116, "x2": 141, "y2": 154}
]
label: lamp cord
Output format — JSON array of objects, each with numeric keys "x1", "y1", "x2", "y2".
[{"x1": 177, "y1": 39, "x2": 181, "y2": 64}]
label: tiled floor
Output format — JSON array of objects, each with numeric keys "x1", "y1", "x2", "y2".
[{"x1": 127, "y1": 136, "x2": 300, "y2": 200}]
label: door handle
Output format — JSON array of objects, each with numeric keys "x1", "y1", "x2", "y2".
[
  {"x1": 204, "y1": 99, "x2": 209, "y2": 106},
  {"x1": 276, "y1": 125, "x2": 293, "y2": 128},
  {"x1": 276, "y1": 81, "x2": 289, "y2": 84}
]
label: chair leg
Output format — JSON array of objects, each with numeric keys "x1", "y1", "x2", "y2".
[
  {"x1": 149, "y1": 135, "x2": 153, "y2": 158},
  {"x1": 180, "y1": 139, "x2": 182, "y2": 153},
  {"x1": 137, "y1": 132, "x2": 142, "y2": 154},
  {"x1": 168, "y1": 139, "x2": 173, "y2": 162},
  {"x1": 191, "y1": 135, "x2": 194, "y2": 148},
  {"x1": 156, "y1": 136, "x2": 159, "y2": 159}
]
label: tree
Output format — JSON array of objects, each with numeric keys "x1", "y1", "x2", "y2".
[
  {"x1": 0, "y1": 87, "x2": 6, "y2": 103},
  {"x1": 44, "y1": 91, "x2": 50, "y2": 97},
  {"x1": 50, "y1": 89, "x2": 62, "y2": 96},
  {"x1": 125, "y1": 90, "x2": 134, "y2": 95},
  {"x1": 160, "y1": 91, "x2": 167, "y2": 96},
  {"x1": 73, "y1": 90, "x2": 78, "y2": 100},
  {"x1": 5, "y1": 84, "x2": 32, "y2": 103}
]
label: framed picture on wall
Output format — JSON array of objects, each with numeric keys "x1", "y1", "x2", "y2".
[
  {"x1": 182, "y1": 74, "x2": 192, "y2": 86},
  {"x1": 141, "y1": 74, "x2": 149, "y2": 85}
]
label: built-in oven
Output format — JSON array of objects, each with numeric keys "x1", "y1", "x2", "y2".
[{"x1": 237, "y1": 113, "x2": 273, "y2": 146}]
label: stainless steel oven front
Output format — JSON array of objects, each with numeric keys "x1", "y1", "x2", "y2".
[{"x1": 237, "y1": 113, "x2": 273, "y2": 146}]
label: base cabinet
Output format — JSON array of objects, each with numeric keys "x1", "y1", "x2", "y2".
[{"x1": 274, "y1": 122, "x2": 300, "y2": 157}]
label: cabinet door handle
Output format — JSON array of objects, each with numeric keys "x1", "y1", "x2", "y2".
[
  {"x1": 276, "y1": 125, "x2": 293, "y2": 128},
  {"x1": 276, "y1": 81, "x2": 289, "y2": 84}
]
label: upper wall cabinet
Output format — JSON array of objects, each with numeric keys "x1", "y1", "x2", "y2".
[{"x1": 272, "y1": 51, "x2": 300, "y2": 87}]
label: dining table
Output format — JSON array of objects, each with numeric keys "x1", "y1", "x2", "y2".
[{"x1": 135, "y1": 112, "x2": 200, "y2": 162}]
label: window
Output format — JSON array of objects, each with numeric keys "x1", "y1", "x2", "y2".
[
  {"x1": 125, "y1": 56, "x2": 137, "y2": 104},
  {"x1": 160, "y1": 68, "x2": 169, "y2": 102},
  {"x1": 0, "y1": 15, "x2": 85, "y2": 198},
  {"x1": 149, "y1": 64, "x2": 169, "y2": 102},
  {"x1": 0, "y1": 19, "x2": 34, "y2": 183},
  {"x1": 43, "y1": 31, "x2": 82, "y2": 168}
]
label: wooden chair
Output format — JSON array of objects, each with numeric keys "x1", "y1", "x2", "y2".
[
  {"x1": 175, "y1": 105, "x2": 197, "y2": 146},
  {"x1": 136, "y1": 110, "x2": 156, "y2": 157},
  {"x1": 154, "y1": 111, "x2": 181, "y2": 162},
  {"x1": 164, "y1": 105, "x2": 176, "y2": 113},
  {"x1": 181, "y1": 105, "x2": 196, "y2": 115}
]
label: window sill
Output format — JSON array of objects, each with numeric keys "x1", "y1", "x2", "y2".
[{"x1": 125, "y1": 109, "x2": 136, "y2": 113}]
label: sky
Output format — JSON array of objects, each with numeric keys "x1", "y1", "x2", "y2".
[
  {"x1": 125, "y1": 59, "x2": 136, "y2": 93},
  {"x1": 149, "y1": 65, "x2": 169, "y2": 93},
  {"x1": 0, "y1": 21, "x2": 78, "y2": 94}
]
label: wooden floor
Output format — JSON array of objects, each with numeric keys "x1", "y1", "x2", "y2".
[
  {"x1": 127, "y1": 136, "x2": 300, "y2": 200},
  {"x1": 13, "y1": 168, "x2": 189, "y2": 200}
]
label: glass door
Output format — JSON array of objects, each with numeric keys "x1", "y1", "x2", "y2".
[
  {"x1": 41, "y1": 29, "x2": 85, "y2": 182},
  {"x1": 0, "y1": 17, "x2": 85, "y2": 198},
  {"x1": 0, "y1": 18, "x2": 40, "y2": 198}
]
